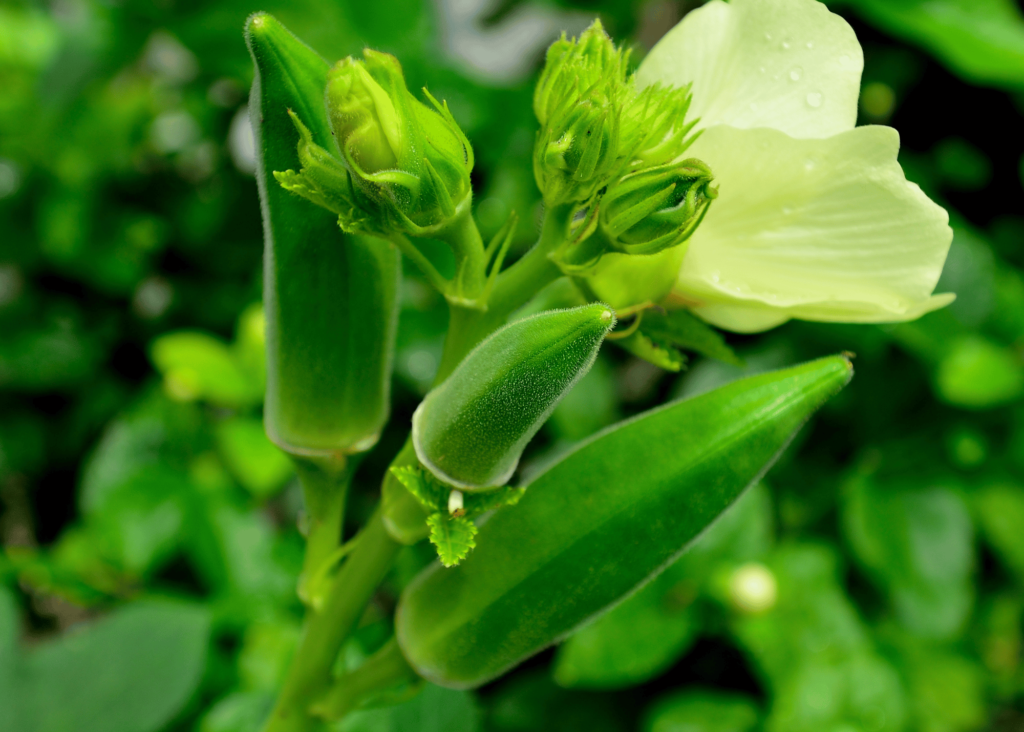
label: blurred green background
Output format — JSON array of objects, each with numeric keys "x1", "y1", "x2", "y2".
[{"x1": 2, "y1": 0, "x2": 1024, "y2": 730}]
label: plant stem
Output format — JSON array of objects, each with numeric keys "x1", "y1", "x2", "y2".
[
  {"x1": 293, "y1": 454, "x2": 351, "y2": 608},
  {"x1": 435, "y1": 202, "x2": 574, "y2": 381},
  {"x1": 262, "y1": 508, "x2": 402, "y2": 732},
  {"x1": 311, "y1": 638, "x2": 416, "y2": 721}
]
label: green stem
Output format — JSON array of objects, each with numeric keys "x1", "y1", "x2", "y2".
[
  {"x1": 435, "y1": 202, "x2": 574, "y2": 382},
  {"x1": 442, "y1": 209, "x2": 487, "y2": 304},
  {"x1": 293, "y1": 455, "x2": 351, "y2": 608},
  {"x1": 262, "y1": 508, "x2": 402, "y2": 732},
  {"x1": 311, "y1": 638, "x2": 416, "y2": 721}
]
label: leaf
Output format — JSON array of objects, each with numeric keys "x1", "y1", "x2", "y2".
[
  {"x1": 427, "y1": 513, "x2": 479, "y2": 568},
  {"x1": 215, "y1": 417, "x2": 293, "y2": 499},
  {"x1": 731, "y1": 544, "x2": 907, "y2": 732},
  {"x1": 338, "y1": 683, "x2": 480, "y2": 732},
  {"x1": 0, "y1": 587, "x2": 18, "y2": 732},
  {"x1": 892, "y1": 642, "x2": 987, "y2": 732},
  {"x1": 616, "y1": 330, "x2": 687, "y2": 372},
  {"x1": 935, "y1": 335, "x2": 1024, "y2": 409},
  {"x1": 642, "y1": 690, "x2": 760, "y2": 732},
  {"x1": 842, "y1": 477, "x2": 974, "y2": 638},
  {"x1": 19, "y1": 600, "x2": 210, "y2": 732},
  {"x1": 836, "y1": 0, "x2": 1024, "y2": 90},
  {"x1": 974, "y1": 483, "x2": 1024, "y2": 582},
  {"x1": 391, "y1": 466, "x2": 444, "y2": 512},
  {"x1": 150, "y1": 332, "x2": 259, "y2": 407},
  {"x1": 397, "y1": 356, "x2": 852, "y2": 688},
  {"x1": 641, "y1": 309, "x2": 742, "y2": 366},
  {"x1": 199, "y1": 692, "x2": 273, "y2": 732}
]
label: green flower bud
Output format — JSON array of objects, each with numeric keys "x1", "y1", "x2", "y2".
[
  {"x1": 600, "y1": 159, "x2": 717, "y2": 256},
  {"x1": 412, "y1": 304, "x2": 616, "y2": 490},
  {"x1": 533, "y1": 20, "x2": 698, "y2": 207},
  {"x1": 325, "y1": 50, "x2": 474, "y2": 233}
]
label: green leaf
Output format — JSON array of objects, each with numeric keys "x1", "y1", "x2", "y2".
[
  {"x1": 0, "y1": 587, "x2": 18, "y2": 732},
  {"x1": 842, "y1": 477, "x2": 974, "y2": 638},
  {"x1": 199, "y1": 692, "x2": 273, "y2": 732},
  {"x1": 19, "y1": 600, "x2": 210, "y2": 732},
  {"x1": 397, "y1": 356, "x2": 852, "y2": 688},
  {"x1": 935, "y1": 335, "x2": 1024, "y2": 408},
  {"x1": 150, "y1": 332, "x2": 259, "y2": 407},
  {"x1": 641, "y1": 309, "x2": 742, "y2": 366},
  {"x1": 215, "y1": 417, "x2": 293, "y2": 499},
  {"x1": 427, "y1": 513, "x2": 479, "y2": 568},
  {"x1": 616, "y1": 330, "x2": 687, "y2": 372},
  {"x1": 836, "y1": 0, "x2": 1024, "y2": 90},
  {"x1": 974, "y1": 483, "x2": 1024, "y2": 582},
  {"x1": 643, "y1": 690, "x2": 760, "y2": 732},
  {"x1": 889, "y1": 639, "x2": 987, "y2": 732},
  {"x1": 730, "y1": 544, "x2": 907, "y2": 732},
  {"x1": 391, "y1": 466, "x2": 444, "y2": 512},
  {"x1": 338, "y1": 683, "x2": 480, "y2": 732}
]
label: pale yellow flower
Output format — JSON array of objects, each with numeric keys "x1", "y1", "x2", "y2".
[{"x1": 589, "y1": 0, "x2": 953, "y2": 333}]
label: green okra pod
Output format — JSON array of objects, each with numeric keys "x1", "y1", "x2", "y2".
[
  {"x1": 412, "y1": 303, "x2": 616, "y2": 490},
  {"x1": 396, "y1": 356, "x2": 853, "y2": 688},
  {"x1": 247, "y1": 13, "x2": 400, "y2": 457}
]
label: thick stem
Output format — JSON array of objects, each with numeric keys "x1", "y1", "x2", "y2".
[
  {"x1": 293, "y1": 455, "x2": 351, "y2": 608},
  {"x1": 312, "y1": 638, "x2": 416, "y2": 721},
  {"x1": 435, "y1": 203, "x2": 574, "y2": 382},
  {"x1": 262, "y1": 508, "x2": 402, "y2": 732}
]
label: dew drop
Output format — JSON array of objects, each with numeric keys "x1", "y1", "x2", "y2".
[
  {"x1": 710, "y1": 270, "x2": 721, "y2": 283},
  {"x1": 804, "y1": 158, "x2": 817, "y2": 171},
  {"x1": 789, "y1": 67, "x2": 803, "y2": 82},
  {"x1": 806, "y1": 92, "x2": 823, "y2": 108},
  {"x1": 782, "y1": 206, "x2": 793, "y2": 215},
  {"x1": 781, "y1": 40, "x2": 791, "y2": 50},
  {"x1": 764, "y1": 32, "x2": 773, "y2": 41},
  {"x1": 806, "y1": 41, "x2": 815, "y2": 49},
  {"x1": 759, "y1": 66, "x2": 766, "y2": 75}
]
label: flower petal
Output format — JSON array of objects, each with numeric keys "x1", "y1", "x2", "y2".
[
  {"x1": 674, "y1": 124, "x2": 953, "y2": 332},
  {"x1": 585, "y1": 246, "x2": 688, "y2": 310},
  {"x1": 637, "y1": 0, "x2": 863, "y2": 139}
]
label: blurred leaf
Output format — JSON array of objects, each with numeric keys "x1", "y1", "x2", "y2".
[
  {"x1": 0, "y1": 586, "x2": 18, "y2": 732},
  {"x1": 836, "y1": 0, "x2": 1024, "y2": 89},
  {"x1": 338, "y1": 683, "x2": 480, "y2": 732},
  {"x1": 18, "y1": 600, "x2": 210, "y2": 732},
  {"x1": 731, "y1": 544, "x2": 907, "y2": 732},
  {"x1": 974, "y1": 483, "x2": 1024, "y2": 583},
  {"x1": 486, "y1": 670, "x2": 627, "y2": 732},
  {"x1": 890, "y1": 640, "x2": 987, "y2": 732},
  {"x1": 935, "y1": 335, "x2": 1024, "y2": 409},
  {"x1": 215, "y1": 417, "x2": 292, "y2": 499},
  {"x1": 238, "y1": 621, "x2": 300, "y2": 692},
  {"x1": 934, "y1": 138, "x2": 992, "y2": 191},
  {"x1": 151, "y1": 331, "x2": 260, "y2": 407},
  {"x1": 199, "y1": 692, "x2": 273, "y2": 732},
  {"x1": 643, "y1": 689, "x2": 759, "y2": 732},
  {"x1": 0, "y1": 317, "x2": 102, "y2": 391},
  {"x1": 843, "y1": 477, "x2": 974, "y2": 638}
]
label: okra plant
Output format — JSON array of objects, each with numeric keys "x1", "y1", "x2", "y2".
[{"x1": 245, "y1": 0, "x2": 952, "y2": 728}]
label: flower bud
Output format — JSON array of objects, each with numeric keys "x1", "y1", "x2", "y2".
[
  {"x1": 601, "y1": 159, "x2": 717, "y2": 256},
  {"x1": 412, "y1": 304, "x2": 616, "y2": 490},
  {"x1": 325, "y1": 50, "x2": 473, "y2": 233},
  {"x1": 533, "y1": 21, "x2": 699, "y2": 208}
]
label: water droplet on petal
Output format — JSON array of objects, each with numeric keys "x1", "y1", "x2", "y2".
[
  {"x1": 710, "y1": 270, "x2": 721, "y2": 283},
  {"x1": 765, "y1": 32, "x2": 773, "y2": 41},
  {"x1": 806, "y1": 92, "x2": 823, "y2": 108},
  {"x1": 806, "y1": 41, "x2": 815, "y2": 49},
  {"x1": 781, "y1": 40, "x2": 791, "y2": 50},
  {"x1": 789, "y1": 67, "x2": 803, "y2": 82},
  {"x1": 759, "y1": 66, "x2": 766, "y2": 75},
  {"x1": 782, "y1": 206, "x2": 793, "y2": 215},
  {"x1": 804, "y1": 158, "x2": 817, "y2": 171}
]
